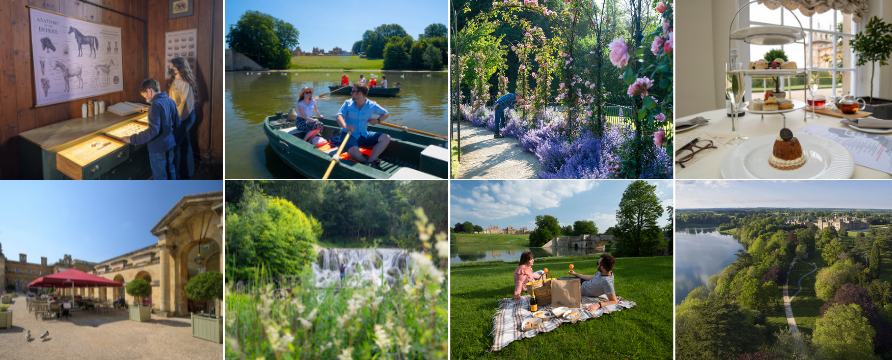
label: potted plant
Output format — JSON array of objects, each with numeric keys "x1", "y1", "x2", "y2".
[
  {"x1": 763, "y1": 49, "x2": 788, "y2": 99},
  {"x1": 1, "y1": 293, "x2": 11, "y2": 304},
  {"x1": 851, "y1": 16, "x2": 892, "y2": 119},
  {"x1": 0, "y1": 304, "x2": 11, "y2": 329},
  {"x1": 185, "y1": 271, "x2": 223, "y2": 343},
  {"x1": 125, "y1": 279, "x2": 152, "y2": 322}
]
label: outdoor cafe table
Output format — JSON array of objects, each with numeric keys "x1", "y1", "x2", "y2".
[
  {"x1": 675, "y1": 108, "x2": 892, "y2": 179},
  {"x1": 32, "y1": 303, "x2": 49, "y2": 320}
]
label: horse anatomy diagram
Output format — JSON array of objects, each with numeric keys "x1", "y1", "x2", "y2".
[{"x1": 29, "y1": 8, "x2": 123, "y2": 106}]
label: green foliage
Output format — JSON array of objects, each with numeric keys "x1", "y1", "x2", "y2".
[
  {"x1": 420, "y1": 23, "x2": 448, "y2": 39},
  {"x1": 0, "y1": 304, "x2": 9, "y2": 312},
  {"x1": 850, "y1": 16, "x2": 892, "y2": 101},
  {"x1": 822, "y1": 240, "x2": 844, "y2": 265},
  {"x1": 528, "y1": 215, "x2": 561, "y2": 247},
  {"x1": 422, "y1": 44, "x2": 443, "y2": 70},
  {"x1": 572, "y1": 220, "x2": 599, "y2": 236},
  {"x1": 614, "y1": 181, "x2": 665, "y2": 257},
  {"x1": 225, "y1": 182, "x2": 320, "y2": 282},
  {"x1": 561, "y1": 225, "x2": 573, "y2": 236},
  {"x1": 838, "y1": 228, "x2": 848, "y2": 238},
  {"x1": 868, "y1": 279, "x2": 892, "y2": 308},
  {"x1": 383, "y1": 36, "x2": 413, "y2": 70},
  {"x1": 185, "y1": 271, "x2": 224, "y2": 301},
  {"x1": 226, "y1": 10, "x2": 297, "y2": 69},
  {"x1": 762, "y1": 281, "x2": 782, "y2": 307},
  {"x1": 763, "y1": 48, "x2": 789, "y2": 62},
  {"x1": 870, "y1": 239, "x2": 881, "y2": 278},
  {"x1": 676, "y1": 295, "x2": 767, "y2": 360},
  {"x1": 813, "y1": 304, "x2": 876, "y2": 360},
  {"x1": 820, "y1": 227, "x2": 838, "y2": 248},
  {"x1": 815, "y1": 261, "x2": 859, "y2": 301},
  {"x1": 462, "y1": 221, "x2": 474, "y2": 233},
  {"x1": 738, "y1": 276, "x2": 766, "y2": 311},
  {"x1": 126, "y1": 279, "x2": 152, "y2": 304},
  {"x1": 473, "y1": 225, "x2": 483, "y2": 233}
]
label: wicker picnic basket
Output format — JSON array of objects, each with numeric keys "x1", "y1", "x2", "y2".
[{"x1": 525, "y1": 275, "x2": 552, "y2": 307}]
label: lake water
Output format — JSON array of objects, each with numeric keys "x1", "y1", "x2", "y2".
[
  {"x1": 451, "y1": 244, "x2": 604, "y2": 264},
  {"x1": 675, "y1": 227, "x2": 746, "y2": 304},
  {"x1": 225, "y1": 71, "x2": 448, "y2": 178}
]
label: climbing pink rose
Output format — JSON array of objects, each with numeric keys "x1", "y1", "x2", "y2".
[
  {"x1": 651, "y1": 36, "x2": 665, "y2": 56},
  {"x1": 663, "y1": 19, "x2": 671, "y2": 36},
  {"x1": 608, "y1": 37, "x2": 630, "y2": 68},
  {"x1": 656, "y1": 1, "x2": 667, "y2": 14},
  {"x1": 664, "y1": 31, "x2": 674, "y2": 54},
  {"x1": 653, "y1": 128, "x2": 666, "y2": 147},
  {"x1": 627, "y1": 77, "x2": 654, "y2": 97},
  {"x1": 655, "y1": 113, "x2": 666, "y2": 122}
]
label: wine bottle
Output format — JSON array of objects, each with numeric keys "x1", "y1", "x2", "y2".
[{"x1": 530, "y1": 292, "x2": 538, "y2": 312}]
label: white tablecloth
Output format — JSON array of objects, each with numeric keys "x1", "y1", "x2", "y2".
[{"x1": 675, "y1": 108, "x2": 892, "y2": 179}]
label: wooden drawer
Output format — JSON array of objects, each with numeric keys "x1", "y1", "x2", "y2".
[
  {"x1": 105, "y1": 122, "x2": 149, "y2": 141},
  {"x1": 105, "y1": 145, "x2": 152, "y2": 180},
  {"x1": 56, "y1": 135, "x2": 129, "y2": 180}
]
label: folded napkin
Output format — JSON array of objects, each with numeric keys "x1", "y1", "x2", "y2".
[
  {"x1": 841, "y1": 117, "x2": 892, "y2": 129},
  {"x1": 676, "y1": 117, "x2": 709, "y2": 128}
]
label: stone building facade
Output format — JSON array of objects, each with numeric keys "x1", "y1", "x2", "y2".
[
  {"x1": 1, "y1": 191, "x2": 222, "y2": 318},
  {"x1": 1, "y1": 251, "x2": 94, "y2": 293},
  {"x1": 481, "y1": 225, "x2": 532, "y2": 234},
  {"x1": 792, "y1": 216, "x2": 870, "y2": 231},
  {"x1": 542, "y1": 234, "x2": 616, "y2": 252}
]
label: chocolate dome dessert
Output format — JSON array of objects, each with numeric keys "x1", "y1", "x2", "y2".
[{"x1": 769, "y1": 128, "x2": 806, "y2": 170}]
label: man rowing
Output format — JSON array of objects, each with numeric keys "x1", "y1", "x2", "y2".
[{"x1": 335, "y1": 82, "x2": 391, "y2": 168}]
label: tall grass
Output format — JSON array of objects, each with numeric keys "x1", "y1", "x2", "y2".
[{"x1": 226, "y1": 209, "x2": 448, "y2": 360}]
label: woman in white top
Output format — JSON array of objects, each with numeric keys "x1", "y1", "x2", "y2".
[
  {"x1": 295, "y1": 87, "x2": 325, "y2": 147},
  {"x1": 359, "y1": 74, "x2": 367, "y2": 84},
  {"x1": 167, "y1": 57, "x2": 197, "y2": 179},
  {"x1": 381, "y1": 75, "x2": 387, "y2": 88}
]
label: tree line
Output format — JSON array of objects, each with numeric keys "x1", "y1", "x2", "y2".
[
  {"x1": 225, "y1": 180, "x2": 447, "y2": 281},
  {"x1": 677, "y1": 211, "x2": 892, "y2": 359},
  {"x1": 353, "y1": 23, "x2": 448, "y2": 70},
  {"x1": 226, "y1": 11, "x2": 299, "y2": 69}
]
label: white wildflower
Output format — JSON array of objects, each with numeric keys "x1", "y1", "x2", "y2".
[
  {"x1": 292, "y1": 300, "x2": 305, "y2": 314},
  {"x1": 410, "y1": 252, "x2": 432, "y2": 269},
  {"x1": 435, "y1": 240, "x2": 449, "y2": 259},
  {"x1": 374, "y1": 323, "x2": 391, "y2": 350},
  {"x1": 281, "y1": 331, "x2": 295, "y2": 346},
  {"x1": 371, "y1": 297, "x2": 383, "y2": 310},
  {"x1": 306, "y1": 308, "x2": 318, "y2": 321},
  {"x1": 337, "y1": 347, "x2": 354, "y2": 360},
  {"x1": 429, "y1": 266, "x2": 445, "y2": 285},
  {"x1": 298, "y1": 317, "x2": 312, "y2": 330}
]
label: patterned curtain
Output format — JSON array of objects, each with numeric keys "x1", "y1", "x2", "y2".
[{"x1": 758, "y1": 0, "x2": 870, "y2": 23}]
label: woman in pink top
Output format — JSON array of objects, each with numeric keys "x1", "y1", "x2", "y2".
[{"x1": 514, "y1": 251, "x2": 542, "y2": 301}]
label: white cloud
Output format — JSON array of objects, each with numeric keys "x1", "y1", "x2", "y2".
[
  {"x1": 588, "y1": 212, "x2": 617, "y2": 229},
  {"x1": 451, "y1": 180, "x2": 596, "y2": 221}
]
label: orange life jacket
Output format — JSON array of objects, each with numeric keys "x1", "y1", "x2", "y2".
[{"x1": 342, "y1": 76, "x2": 348, "y2": 85}]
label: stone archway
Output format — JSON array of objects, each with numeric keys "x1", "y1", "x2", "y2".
[
  {"x1": 113, "y1": 275, "x2": 125, "y2": 302},
  {"x1": 175, "y1": 238, "x2": 221, "y2": 316}
]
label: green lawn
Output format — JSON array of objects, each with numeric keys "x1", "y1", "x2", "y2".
[
  {"x1": 290, "y1": 56, "x2": 384, "y2": 70},
  {"x1": 765, "y1": 255, "x2": 827, "y2": 337},
  {"x1": 450, "y1": 255, "x2": 673, "y2": 359},
  {"x1": 453, "y1": 233, "x2": 531, "y2": 246},
  {"x1": 720, "y1": 228, "x2": 738, "y2": 235}
]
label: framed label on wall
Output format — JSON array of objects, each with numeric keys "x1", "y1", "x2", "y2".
[
  {"x1": 29, "y1": 7, "x2": 124, "y2": 107},
  {"x1": 165, "y1": 29, "x2": 198, "y2": 72}
]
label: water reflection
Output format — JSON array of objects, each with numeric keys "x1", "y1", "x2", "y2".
[
  {"x1": 451, "y1": 245, "x2": 604, "y2": 263},
  {"x1": 675, "y1": 227, "x2": 745, "y2": 304},
  {"x1": 225, "y1": 71, "x2": 447, "y2": 178}
]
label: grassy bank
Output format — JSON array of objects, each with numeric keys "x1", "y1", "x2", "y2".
[
  {"x1": 453, "y1": 233, "x2": 530, "y2": 246},
  {"x1": 450, "y1": 255, "x2": 673, "y2": 359},
  {"x1": 451, "y1": 140, "x2": 460, "y2": 179},
  {"x1": 290, "y1": 56, "x2": 384, "y2": 70}
]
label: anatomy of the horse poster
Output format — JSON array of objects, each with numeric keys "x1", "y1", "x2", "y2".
[{"x1": 30, "y1": 7, "x2": 123, "y2": 107}]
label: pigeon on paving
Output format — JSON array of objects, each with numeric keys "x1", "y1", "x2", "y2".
[
  {"x1": 25, "y1": 330, "x2": 32, "y2": 341},
  {"x1": 41, "y1": 331, "x2": 49, "y2": 339}
]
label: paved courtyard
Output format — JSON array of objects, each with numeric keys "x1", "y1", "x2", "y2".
[{"x1": 0, "y1": 296, "x2": 222, "y2": 360}]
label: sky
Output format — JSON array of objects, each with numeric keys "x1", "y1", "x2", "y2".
[
  {"x1": 450, "y1": 180, "x2": 674, "y2": 231},
  {"x1": 0, "y1": 181, "x2": 222, "y2": 265},
  {"x1": 224, "y1": 0, "x2": 448, "y2": 51},
  {"x1": 676, "y1": 180, "x2": 892, "y2": 209}
]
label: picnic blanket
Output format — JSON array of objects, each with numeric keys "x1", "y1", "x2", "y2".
[{"x1": 490, "y1": 294, "x2": 638, "y2": 352}]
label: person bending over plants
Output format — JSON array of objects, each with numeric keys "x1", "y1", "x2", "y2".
[{"x1": 569, "y1": 254, "x2": 618, "y2": 312}]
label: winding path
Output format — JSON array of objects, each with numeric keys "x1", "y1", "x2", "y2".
[
  {"x1": 782, "y1": 258, "x2": 818, "y2": 351},
  {"x1": 455, "y1": 125, "x2": 542, "y2": 179}
]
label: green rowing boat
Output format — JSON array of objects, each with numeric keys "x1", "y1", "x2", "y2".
[
  {"x1": 327, "y1": 85, "x2": 401, "y2": 97},
  {"x1": 264, "y1": 115, "x2": 448, "y2": 179}
]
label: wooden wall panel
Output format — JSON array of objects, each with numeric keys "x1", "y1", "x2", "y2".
[
  {"x1": 0, "y1": 0, "x2": 147, "y2": 179},
  {"x1": 147, "y1": 0, "x2": 223, "y2": 163},
  {"x1": 0, "y1": 0, "x2": 221, "y2": 179}
]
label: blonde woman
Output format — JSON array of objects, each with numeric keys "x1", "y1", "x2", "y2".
[
  {"x1": 296, "y1": 87, "x2": 325, "y2": 147},
  {"x1": 167, "y1": 57, "x2": 197, "y2": 179}
]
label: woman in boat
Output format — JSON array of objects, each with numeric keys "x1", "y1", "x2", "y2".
[
  {"x1": 359, "y1": 74, "x2": 367, "y2": 84},
  {"x1": 381, "y1": 75, "x2": 387, "y2": 88},
  {"x1": 296, "y1": 87, "x2": 326, "y2": 147}
]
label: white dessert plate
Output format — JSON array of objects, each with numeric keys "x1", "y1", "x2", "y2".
[
  {"x1": 845, "y1": 123, "x2": 892, "y2": 134},
  {"x1": 747, "y1": 100, "x2": 806, "y2": 114},
  {"x1": 730, "y1": 26, "x2": 805, "y2": 45},
  {"x1": 741, "y1": 69, "x2": 803, "y2": 77},
  {"x1": 675, "y1": 123, "x2": 699, "y2": 133},
  {"x1": 551, "y1": 307, "x2": 569, "y2": 317},
  {"x1": 721, "y1": 134, "x2": 854, "y2": 179}
]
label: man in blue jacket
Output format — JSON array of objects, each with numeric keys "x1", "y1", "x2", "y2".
[
  {"x1": 493, "y1": 93, "x2": 516, "y2": 138},
  {"x1": 123, "y1": 78, "x2": 179, "y2": 180}
]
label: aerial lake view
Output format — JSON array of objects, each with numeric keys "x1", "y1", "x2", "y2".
[{"x1": 674, "y1": 227, "x2": 746, "y2": 304}]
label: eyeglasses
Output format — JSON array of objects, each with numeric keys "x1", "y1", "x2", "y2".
[
  {"x1": 305, "y1": 91, "x2": 312, "y2": 94},
  {"x1": 351, "y1": 89, "x2": 360, "y2": 93},
  {"x1": 675, "y1": 139, "x2": 716, "y2": 168}
]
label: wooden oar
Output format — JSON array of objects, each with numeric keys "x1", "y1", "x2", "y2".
[
  {"x1": 378, "y1": 121, "x2": 446, "y2": 140},
  {"x1": 322, "y1": 130, "x2": 353, "y2": 179},
  {"x1": 317, "y1": 85, "x2": 350, "y2": 98}
]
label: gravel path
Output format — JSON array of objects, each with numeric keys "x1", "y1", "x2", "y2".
[
  {"x1": 0, "y1": 297, "x2": 222, "y2": 360},
  {"x1": 455, "y1": 124, "x2": 541, "y2": 179}
]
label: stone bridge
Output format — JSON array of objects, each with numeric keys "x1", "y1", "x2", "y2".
[{"x1": 541, "y1": 234, "x2": 615, "y2": 252}]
